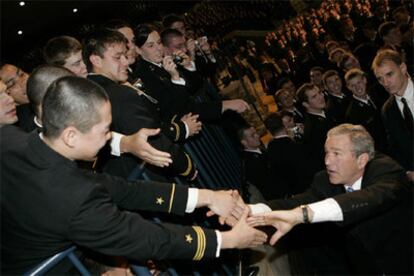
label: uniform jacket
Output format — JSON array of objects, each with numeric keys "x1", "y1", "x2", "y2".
[{"x1": 0, "y1": 126, "x2": 216, "y2": 274}]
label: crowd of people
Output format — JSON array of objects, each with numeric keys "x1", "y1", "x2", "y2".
[{"x1": 1, "y1": 0, "x2": 413, "y2": 275}]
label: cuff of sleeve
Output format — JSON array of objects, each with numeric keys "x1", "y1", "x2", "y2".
[
  {"x1": 171, "y1": 77, "x2": 186, "y2": 86},
  {"x1": 185, "y1": 61, "x2": 196, "y2": 71},
  {"x1": 183, "y1": 121, "x2": 189, "y2": 139},
  {"x1": 215, "y1": 230, "x2": 222, "y2": 257},
  {"x1": 110, "y1": 131, "x2": 124, "y2": 156},
  {"x1": 249, "y1": 203, "x2": 272, "y2": 215},
  {"x1": 308, "y1": 198, "x2": 343, "y2": 223},
  {"x1": 186, "y1": 188, "x2": 198, "y2": 213}
]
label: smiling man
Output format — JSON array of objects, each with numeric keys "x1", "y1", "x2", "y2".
[{"x1": 248, "y1": 124, "x2": 413, "y2": 275}]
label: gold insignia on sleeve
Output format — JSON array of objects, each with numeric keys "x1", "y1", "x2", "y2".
[
  {"x1": 180, "y1": 154, "x2": 193, "y2": 176},
  {"x1": 168, "y1": 183, "x2": 176, "y2": 213},
  {"x1": 192, "y1": 226, "x2": 206, "y2": 261},
  {"x1": 156, "y1": 197, "x2": 164, "y2": 205},
  {"x1": 185, "y1": 234, "x2": 193, "y2": 243}
]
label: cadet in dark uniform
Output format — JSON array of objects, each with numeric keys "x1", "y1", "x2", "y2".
[{"x1": 83, "y1": 29, "x2": 196, "y2": 180}]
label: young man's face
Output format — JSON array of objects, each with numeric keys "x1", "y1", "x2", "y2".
[
  {"x1": 304, "y1": 87, "x2": 326, "y2": 112},
  {"x1": 346, "y1": 75, "x2": 367, "y2": 98},
  {"x1": 137, "y1": 31, "x2": 164, "y2": 64},
  {"x1": 63, "y1": 50, "x2": 88, "y2": 78},
  {"x1": 0, "y1": 64, "x2": 29, "y2": 105},
  {"x1": 0, "y1": 81, "x2": 18, "y2": 125},
  {"x1": 164, "y1": 35, "x2": 187, "y2": 56},
  {"x1": 325, "y1": 74, "x2": 343, "y2": 95},
  {"x1": 117, "y1": 26, "x2": 137, "y2": 65},
  {"x1": 74, "y1": 101, "x2": 112, "y2": 161},
  {"x1": 241, "y1": 127, "x2": 261, "y2": 150},
  {"x1": 325, "y1": 134, "x2": 366, "y2": 185},
  {"x1": 170, "y1": 21, "x2": 186, "y2": 36},
  {"x1": 92, "y1": 43, "x2": 129, "y2": 83},
  {"x1": 310, "y1": 70, "x2": 323, "y2": 86},
  {"x1": 374, "y1": 60, "x2": 408, "y2": 97},
  {"x1": 277, "y1": 90, "x2": 295, "y2": 109}
]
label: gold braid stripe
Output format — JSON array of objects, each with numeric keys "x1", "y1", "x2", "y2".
[
  {"x1": 172, "y1": 121, "x2": 180, "y2": 142},
  {"x1": 168, "y1": 183, "x2": 176, "y2": 213},
  {"x1": 180, "y1": 154, "x2": 193, "y2": 176},
  {"x1": 192, "y1": 226, "x2": 206, "y2": 261}
]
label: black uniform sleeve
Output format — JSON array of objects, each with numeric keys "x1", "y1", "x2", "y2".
[{"x1": 68, "y1": 185, "x2": 217, "y2": 261}]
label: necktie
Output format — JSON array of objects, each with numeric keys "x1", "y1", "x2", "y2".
[
  {"x1": 346, "y1": 186, "x2": 354, "y2": 193},
  {"x1": 401, "y1": 98, "x2": 413, "y2": 135},
  {"x1": 367, "y1": 98, "x2": 376, "y2": 110}
]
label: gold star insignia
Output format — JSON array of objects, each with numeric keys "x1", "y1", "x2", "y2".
[
  {"x1": 156, "y1": 197, "x2": 164, "y2": 205},
  {"x1": 185, "y1": 234, "x2": 193, "y2": 243}
]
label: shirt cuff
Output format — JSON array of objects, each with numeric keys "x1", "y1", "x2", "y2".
[
  {"x1": 171, "y1": 77, "x2": 186, "y2": 86},
  {"x1": 110, "y1": 131, "x2": 124, "y2": 156},
  {"x1": 208, "y1": 55, "x2": 217, "y2": 63},
  {"x1": 183, "y1": 121, "x2": 189, "y2": 139},
  {"x1": 215, "y1": 230, "x2": 222, "y2": 257},
  {"x1": 184, "y1": 61, "x2": 196, "y2": 71},
  {"x1": 249, "y1": 203, "x2": 272, "y2": 215},
  {"x1": 185, "y1": 188, "x2": 198, "y2": 213},
  {"x1": 308, "y1": 198, "x2": 343, "y2": 223}
]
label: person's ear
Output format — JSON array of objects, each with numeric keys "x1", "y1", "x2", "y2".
[
  {"x1": 302, "y1": 101, "x2": 309, "y2": 109},
  {"x1": 89, "y1": 54, "x2": 102, "y2": 69},
  {"x1": 357, "y1": 153, "x2": 369, "y2": 169},
  {"x1": 61, "y1": 126, "x2": 79, "y2": 148},
  {"x1": 240, "y1": 139, "x2": 248, "y2": 148},
  {"x1": 399, "y1": 62, "x2": 407, "y2": 75}
]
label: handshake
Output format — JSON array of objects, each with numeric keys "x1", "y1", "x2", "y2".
[{"x1": 198, "y1": 189, "x2": 269, "y2": 250}]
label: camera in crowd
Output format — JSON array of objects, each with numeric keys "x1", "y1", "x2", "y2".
[{"x1": 172, "y1": 55, "x2": 184, "y2": 64}]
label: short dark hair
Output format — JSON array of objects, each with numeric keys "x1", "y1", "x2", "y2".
[
  {"x1": 134, "y1": 23, "x2": 158, "y2": 47},
  {"x1": 310, "y1": 66, "x2": 324, "y2": 74},
  {"x1": 378, "y1": 21, "x2": 398, "y2": 40},
  {"x1": 43, "y1": 36, "x2": 82, "y2": 66},
  {"x1": 26, "y1": 65, "x2": 74, "y2": 117},
  {"x1": 274, "y1": 88, "x2": 290, "y2": 106},
  {"x1": 322, "y1": 69, "x2": 340, "y2": 87},
  {"x1": 265, "y1": 112, "x2": 285, "y2": 135},
  {"x1": 42, "y1": 76, "x2": 109, "y2": 139},
  {"x1": 103, "y1": 19, "x2": 132, "y2": 31},
  {"x1": 162, "y1": 14, "x2": 184, "y2": 29},
  {"x1": 160, "y1": 28, "x2": 184, "y2": 47},
  {"x1": 344, "y1": 68, "x2": 366, "y2": 83},
  {"x1": 296, "y1": 83, "x2": 317, "y2": 105},
  {"x1": 82, "y1": 29, "x2": 127, "y2": 71}
]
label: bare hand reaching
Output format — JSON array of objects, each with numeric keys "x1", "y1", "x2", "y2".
[
  {"x1": 221, "y1": 208, "x2": 268, "y2": 249},
  {"x1": 181, "y1": 113, "x2": 202, "y2": 137},
  {"x1": 121, "y1": 128, "x2": 172, "y2": 167}
]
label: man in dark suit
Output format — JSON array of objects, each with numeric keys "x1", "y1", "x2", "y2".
[
  {"x1": 238, "y1": 125, "x2": 271, "y2": 201},
  {"x1": 265, "y1": 112, "x2": 316, "y2": 198},
  {"x1": 249, "y1": 124, "x2": 413, "y2": 275},
  {"x1": 297, "y1": 83, "x2": 334, "y2": 170},
  {"x1": 344, "y1": 68, "x2": 388, "y2": 153},
  {"x1": 1, "y1": 76, "x2": 267, "y2": 274},
  {"x1": 373, "y1": 49, "x2": 413, "y2": 181},
  {"x1": 323, "y1": 70, "x2": 351, "y2": 125}
]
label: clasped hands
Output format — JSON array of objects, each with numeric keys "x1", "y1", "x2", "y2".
[{"x1": 203, "y1": 189, "x2": 305, "y2": 247}]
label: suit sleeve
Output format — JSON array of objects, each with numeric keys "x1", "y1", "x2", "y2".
[
  {"x1": 333, "y1": 155, "x2": 410, "y2": 226},
  {"x1": 68, "y1": 185, "x2": 217, "y2": 261}
]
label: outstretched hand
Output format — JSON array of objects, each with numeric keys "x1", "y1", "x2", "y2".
[
  {"x1": 206, "y1": 190, "x2": 247, "y2": 226},
  {"x1": 221, "y1": 207, "x2": 268, "y2": 249},
  {"x1": 247, "y1": 208, "x2": 303, "y2": 245},
  {"x1": 121, "y1": 128, "x2": 172, "y2": 167}
]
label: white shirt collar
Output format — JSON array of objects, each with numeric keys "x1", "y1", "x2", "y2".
[
  {"x1": 34, "y1": 116, "x2": 42, "y2": 128},
  {"x1": 273, "y1": 134, "x2": 290, "y2": 139},
  {"x1": 244, "y1": 148, "x2": 262, "y2": 154},
  {"x1": 352, "y1": 94, "x2": 369, "y2": 104},
  {"x1": 307, "y1": 110, "x2": 326, "y2": 118},
  {"x1": 345, "y1": 176, "x2": 362, "y2": 191},
  {"x1": 395, "y1": 78, "x2": 413, "y2": 102}
]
